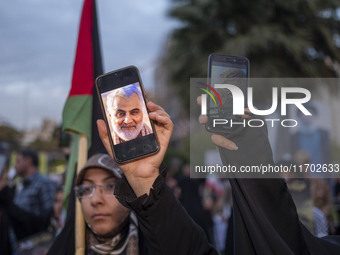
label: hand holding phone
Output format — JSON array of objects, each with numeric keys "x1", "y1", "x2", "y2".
[
  {"x1": 96, "y1": 66, "x2": 173, "y2": 195},
  {"x1": 96, "y1": 66, "x2": 160, "y2": 163},
  {"x1": 97, "y1": 101, "x2": 173, "y2": 196}
]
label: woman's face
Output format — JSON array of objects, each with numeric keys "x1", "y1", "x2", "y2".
[{"x1": 80, "y1": 168, "x2": 130, "y2": 236}]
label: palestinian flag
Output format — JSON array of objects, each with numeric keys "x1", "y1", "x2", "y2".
[
  {"x1": 48, "y1": 1, "x2": 104, "y2": 254},
  {"x1": 61, "y1": 0, "x2": 105, "y2": 207},
  {"x1": 62, "y1": 0, "x2": 103, "y2": 149}
]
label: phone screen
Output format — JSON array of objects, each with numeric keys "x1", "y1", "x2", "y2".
[
  {"x1": 210, "y1": 60, "x2": 248, "y2": 87},
  {"x1": 206, "y1": 54, "x2": 249, "y2": 133},
  {"x1": 96, "y1": 66, "x2": 159, "y2": 163},
  {"x1": 100, "y1": 82, "x2": 154, "y2": 144}
]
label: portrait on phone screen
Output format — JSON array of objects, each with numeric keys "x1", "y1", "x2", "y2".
[{"x1": 101, "y1": 83, "x2": 153, "y2": 145}]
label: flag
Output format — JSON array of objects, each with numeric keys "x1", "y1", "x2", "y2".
[
  {"x1": 48, "y1": 1, "x2": 104, "y2": 254},
  {"x1": 62, "y1": 0, "x2": 105, "y2": 207}
]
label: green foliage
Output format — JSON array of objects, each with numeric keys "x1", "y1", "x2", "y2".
[
  {"x1": 30, "y1": 138, "x2": 60, "y2": 152},
  {"x1": 0, "y1": 125, "x2": 21, "y2": 150},
  {"x1": 162, "y1": 0, "x2": 340, "y2": 113}
]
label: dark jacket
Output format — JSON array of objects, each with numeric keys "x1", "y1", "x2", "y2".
[
  {"x1": 0, "y1": 207, "x2": 12, "y2": 254},
  {"x1": 0, "y1": 186, "x2": 53, "y2": 241},
  {"x1": 220, "y1": 121, "x2": 340, "y2": 255}
]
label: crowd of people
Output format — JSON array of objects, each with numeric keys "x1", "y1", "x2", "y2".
[
  {"x1": 1, "y1": 97, "x2": 340, "y2": 254},
  {"x1": 0, "y1": 149, "x2": 65, "y2": 254},
  {"x1": 166, "y1": 154, "x2": 340, "y2": 254}
]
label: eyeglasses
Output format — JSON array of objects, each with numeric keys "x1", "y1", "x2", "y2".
[{"x1": 74, "y1": 183, "x2": 116, "y2": 198}]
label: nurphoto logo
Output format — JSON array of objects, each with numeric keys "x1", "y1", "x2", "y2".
[{"x1": 199, "y1": 82, "x2": 312, "y2": 128}]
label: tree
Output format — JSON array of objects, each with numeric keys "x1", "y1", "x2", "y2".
[
  {"x1": 162, "y1": 0, "x2": 340, "y2": 112},
  {"x1": 0, "y1": 125, "x2": 21, "y2": 151},
  {"x1": 30, "y1": 126, "x2": 61, "y2": 152}
]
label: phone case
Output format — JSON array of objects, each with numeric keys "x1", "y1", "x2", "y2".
[{"x1": 95, "y1": 66, "x2": 159, "y2": 163}]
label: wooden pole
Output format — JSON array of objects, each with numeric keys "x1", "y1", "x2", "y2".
[{"x1": 75, "y1": 134, "x2": 87, "y2": 255}]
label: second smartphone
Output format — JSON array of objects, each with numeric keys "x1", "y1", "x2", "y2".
[
  {"x1": 205, "y1": 53, "x2": 249, "y2": 134},
  {"x1": 96, "y1": 66, "x2": 159, "y2": 163}
]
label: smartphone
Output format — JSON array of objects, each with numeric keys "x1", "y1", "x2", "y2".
[
  {"x1": 95, "y1": 66, "x2": 159, "y2": 163},
  {"x1": 205, "y1": 53, "x2": 249, "y2": 133}
]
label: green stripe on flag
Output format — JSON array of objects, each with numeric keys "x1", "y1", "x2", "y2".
[
  {"x1": 63, "y1": 133, "x2": 79, "y2": 208},
  {"x1": 62, "y1": 95, "x2": 93, "y2": 143}
]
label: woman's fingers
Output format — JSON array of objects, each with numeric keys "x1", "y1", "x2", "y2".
[
  {"x1": 197, "y1": 96, "x2": 240, "y2": 151},
  {"x1": 199, "y1": 115, "x2": 208, "y2": 124},
  {"x1": 211, "y1": 134, "x2": 238, "y2": 150},
  {"x1": 197, "y1": 96, "x2": 202, "y2": 105},
  {"x1": 147, "y1": 101, "x2": 165, "y2": 113}
]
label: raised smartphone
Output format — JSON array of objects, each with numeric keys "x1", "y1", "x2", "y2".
[
  {"x1": 205, "y1": 53, "x2": 249, "y2": 133},
  {"x1": 96, "y1": 66, "x2": 159, "y2": 163}
]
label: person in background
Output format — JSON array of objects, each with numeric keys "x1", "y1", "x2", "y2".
[
  {"x1": 334, "y1": 178, "x2": 340, "y2": 234},
  {"x1": 203, "y1": 177, "x2": 232, "y2": 254},
  {"x1": 48, "y1": 185, "x2": 65, "y2": 236},
  {"x1": 291, "y1": 104, "x2": 331, "y2": 166},
  {"x1": 294, "y1": 150, "x2": 335, "y2": 236},
  {"x1": 0, "y1": 154, "x2": 12, "y2": 254},
  {"x1": 177, "y1": 164, "x2": 215, "y2": 244},
  {"x1": 0, "y1": 148, "x2": 56, "y2": 247}
]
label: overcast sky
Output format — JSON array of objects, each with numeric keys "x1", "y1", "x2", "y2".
[{"x1": 0, "y1": 0, "x2": 177, "y2": 130}]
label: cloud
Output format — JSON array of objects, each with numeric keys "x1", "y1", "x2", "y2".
[{"x1": 0, "y1": 0, "x2": 176, "y2": 130}]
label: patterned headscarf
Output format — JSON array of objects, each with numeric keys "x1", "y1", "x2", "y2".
[{"x1": 87, "y1": 213, "x2": 139, "y2": 255}]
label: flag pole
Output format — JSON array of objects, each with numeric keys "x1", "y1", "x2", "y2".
[{"x1": 75, "y1": 134, "x2": 87, "y2": 255}]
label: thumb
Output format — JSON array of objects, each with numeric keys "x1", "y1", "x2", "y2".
[{"x1": 96, "y1": 119, "x2": 114, "y2": 159}]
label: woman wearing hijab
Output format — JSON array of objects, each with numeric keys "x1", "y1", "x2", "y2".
[{"x1": 48, "y1": 101, "x2": 217, "y2": 255}]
